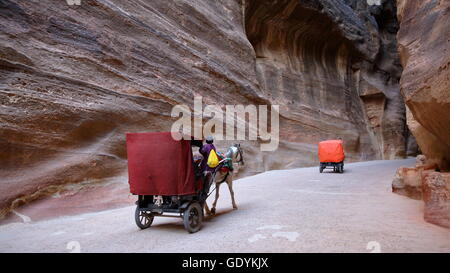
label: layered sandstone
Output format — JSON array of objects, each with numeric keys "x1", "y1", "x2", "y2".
[
  {"x1": 0, "y1": 0, "x2": 407, "y2": 219},
  {"x1": 396, "y1": 0, "x2": 450, "y2": 171},
  {"x1": 392, "y1": 155, "x2": 437, "y2": 199},
  {"x1": 392, "y1": 0, "x2": 450, "y2": 228},
  {"x1": 392, "y1": 156, "x2": 450, "y2": 228},
  {"x1": 423, "y1": 172, "x2": 450, "y2": 228},
  {"x1": 246, "y1": 0, "x2": 407, "y2": 160}
]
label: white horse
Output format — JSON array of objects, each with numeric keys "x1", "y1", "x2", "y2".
[{"x1": 204, "y1": 144, "x2": 244, "y2": 215}]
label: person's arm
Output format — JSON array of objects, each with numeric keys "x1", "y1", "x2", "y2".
[{"x1": 200, "y1": 144, "x2": 206, "y2": 154}]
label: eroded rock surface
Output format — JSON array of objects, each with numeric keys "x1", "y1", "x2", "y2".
[
  {"x1": 392, "y1": 154, "x2": 450, "y2": 228},
  {"x1": 397, "y1": 0, "x2": 450, "y2": 171},
  {"x1": 246, "y1": 0, "x2": 406, "y2": 160},
  {"x1": 0, "y1": 0, "x2": 407, "y2": 218},
  {"x1": 391, "y1": 0, "x2": 450, "y2": 228},
  {"x1": 423, "y1": 172, "x2": 450, "y2": 229},
  {"x1": 392, "y1": 155, "x2": 437, "y2": 200}
]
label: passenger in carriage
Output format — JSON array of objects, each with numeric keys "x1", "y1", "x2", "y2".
[{"x1": 193, "y1": 152, "x2": 203, "y2": 178}]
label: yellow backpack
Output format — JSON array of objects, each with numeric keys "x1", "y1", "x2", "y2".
[{"x1": 207, "y1": 149, "x2": 219, "y2": 168}]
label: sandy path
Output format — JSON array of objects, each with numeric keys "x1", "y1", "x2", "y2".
[{"x1": 0, "y1": 158, "x2": 449, "y2": 253}]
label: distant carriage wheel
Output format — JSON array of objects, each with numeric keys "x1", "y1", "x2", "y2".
[
  {"x1": 135, "y1": 206, "x2": 154, "y2": 229},
  {"x1": 183, "y1": 202, "x2": 203, "y2": 233},
  {"x1": 319, "y1": 165, "x2": 323, "y2": 173}
]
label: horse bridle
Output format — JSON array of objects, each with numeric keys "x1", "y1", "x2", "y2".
[{"x1": 235, "y1": 145, "x2": 244, "y2": 166}]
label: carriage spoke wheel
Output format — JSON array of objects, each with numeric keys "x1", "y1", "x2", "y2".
[
  {"x1": 135, "y1": 206, "x2": 154, "y2": 229},
  {"x1": 183, "y1": 202, "x2": 203, "y2": 233}
]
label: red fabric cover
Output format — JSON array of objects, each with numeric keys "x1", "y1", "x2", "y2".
[
  {"x1": 126, "y1": 132, "x2": 200, "y2": 195},
  {"x1": 318, "y1": 140, "x2": 345, "y2": 163}
]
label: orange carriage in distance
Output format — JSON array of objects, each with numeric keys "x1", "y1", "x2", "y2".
[{"x1": 318, "y1": 140, "x2": 345, "y2": 173}]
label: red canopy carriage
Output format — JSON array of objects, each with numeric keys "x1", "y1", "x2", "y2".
[
  {"x1": 127, "y1": 131, "x2": 203, "y2": 196},
  {"x1": 126, "y1": 132, "x2": 209, "y2": 233}
]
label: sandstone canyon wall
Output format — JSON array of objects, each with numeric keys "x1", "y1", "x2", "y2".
[
  {"x1": 393, "y1": 0, "x2": 450, "y2": 228},
  {"x1": 246, "y1": 0, "x2": 407, "y2": 161},
  {"x1": 0, "y1": 0, "x2": 407, "y2": 219},
  {"x1": 397, "y1": 0, "x2": 450, "y2": 171}
]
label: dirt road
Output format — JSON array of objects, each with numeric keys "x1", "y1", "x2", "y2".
[{"x1": 1, "y1": 158, "x2": 449, "y2": 253}]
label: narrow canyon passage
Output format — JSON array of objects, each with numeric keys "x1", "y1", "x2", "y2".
[
  {"x1": 1, "y1": 158, "x2": 449, "y2": 253},
  {"x1": 0, "y1": 0, "x2": 412, "y2": 218},
  {"x1": 0, "y1": 0, "x2": 449, "y2": 254}
]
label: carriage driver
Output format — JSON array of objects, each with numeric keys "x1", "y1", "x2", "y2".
[
  {"x1": 198, "y1": 136, "x2": 217, "y2": 194},
  {"x1": 200, "y1": 136, "x2": 217, "y2": 174}
]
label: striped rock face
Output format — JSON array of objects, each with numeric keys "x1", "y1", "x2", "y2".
[
  {"x1": 397, "y1": 0, "x2": 450, "y2": 171},
  {"x1": 393, "y1": 0, "x2": 450, "y2": 229}
]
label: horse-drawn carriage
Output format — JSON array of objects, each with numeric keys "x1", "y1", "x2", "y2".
[
  {"x1": 126, "y1": 132, "x2": 237, "y2": 233},
  {"x1": 318, "y1": 140, "x2": 345, "y2": 173}
]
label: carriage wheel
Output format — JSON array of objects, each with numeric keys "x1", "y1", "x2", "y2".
[
  {"x1": 319, "y1": 165, "x2": 323, "y2": 173},
  {"x1": 135, "y1": 206, "x2": 154, "y2": 229},
  {"x1": 183, "y1": 202, "x2": 203, "y2": 233}
]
